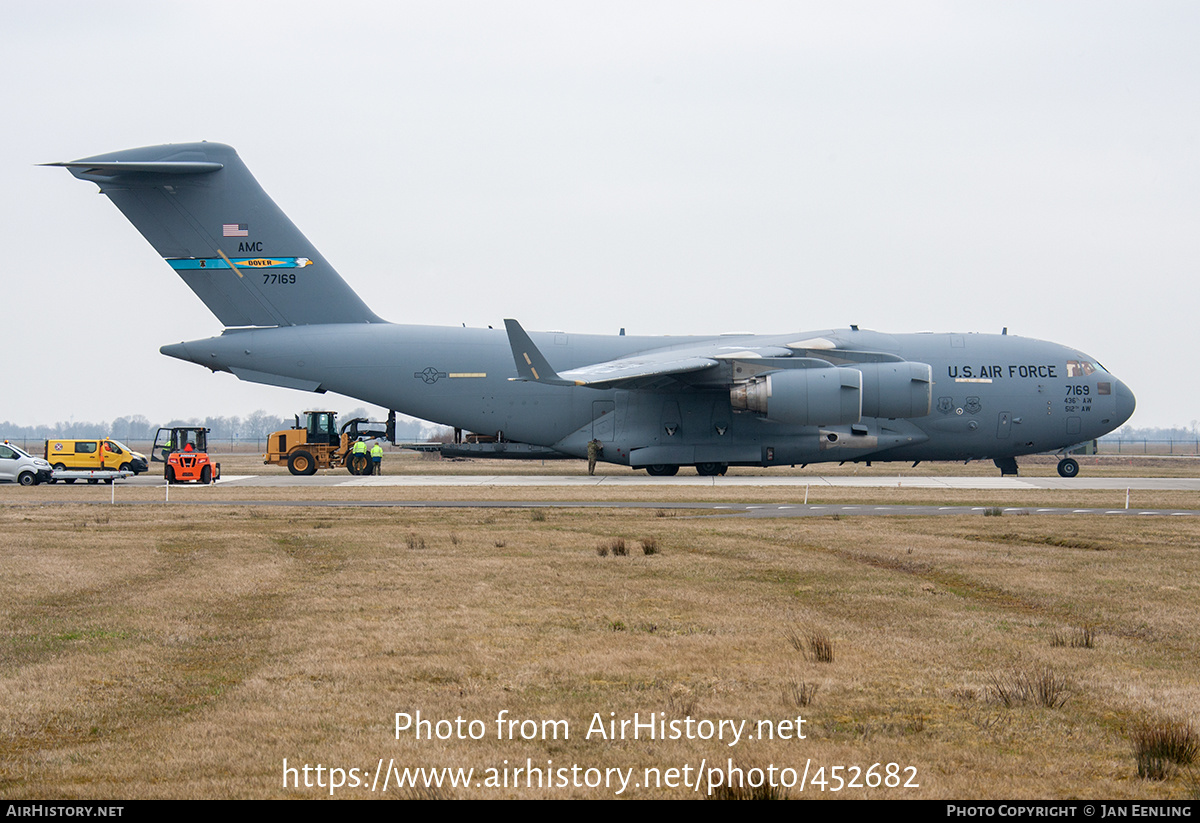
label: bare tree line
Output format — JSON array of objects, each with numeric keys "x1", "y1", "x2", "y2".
[{"x1": 1, "y1": 409, "x2": 434, "y2": 444}]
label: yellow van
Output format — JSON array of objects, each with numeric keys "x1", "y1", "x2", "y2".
[{"x1": 44, "y1": 439, "x2": 149, "y2": 474}]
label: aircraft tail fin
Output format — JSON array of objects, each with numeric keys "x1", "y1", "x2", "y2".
[{"x1": 47, "y1": 143, "x2": 381, "y2": 327}]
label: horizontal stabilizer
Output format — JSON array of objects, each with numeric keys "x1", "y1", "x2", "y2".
[{"x1": 43, "y1": 160, "x2": 223, "y2": 176}]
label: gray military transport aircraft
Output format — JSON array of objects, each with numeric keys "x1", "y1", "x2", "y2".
[{"x1": 49, "y1": 142, "x2": 1135, "y2": 477}]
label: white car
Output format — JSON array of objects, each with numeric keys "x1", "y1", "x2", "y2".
[{"x1": 0, "y1": 442, "x2": 53, "y2": 485}]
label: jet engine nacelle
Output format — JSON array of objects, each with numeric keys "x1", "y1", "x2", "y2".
[
  {"x1": 730, "y1": 367, "x2": 862, "y2": 426},
  {"x1": 857, "y1": 361, "x2": 933, "y2": 419}
]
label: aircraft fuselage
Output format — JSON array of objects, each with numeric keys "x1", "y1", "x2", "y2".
[
  {"x1": 162, "y1": 323, "x2": 1134, "y2": 469},
  {"x1": 50, "y1": 141, "x2": 1134, "y2": 474}
]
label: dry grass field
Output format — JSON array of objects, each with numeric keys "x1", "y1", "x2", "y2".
[{"x1": 2, "y1": 470, "x2": 1199, "y2": 799}]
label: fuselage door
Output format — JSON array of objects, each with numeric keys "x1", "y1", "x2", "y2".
[
  {"x1": 592, "y1": 401, "x2": 616, "y2": 442},
  {"x1": 996, "y1": 411, "x2": 1012, "y2": 439}
]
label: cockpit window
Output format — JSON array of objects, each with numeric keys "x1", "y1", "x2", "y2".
[{"x1": 1066, "y1": 360, "x2": 1096, "y2": 377}]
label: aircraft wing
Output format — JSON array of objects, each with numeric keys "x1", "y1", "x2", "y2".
[
  {"x1": 558, "y1": 352, "x2": 721, "y2": 388},
  {"x1": 505, "y1": 319, "x2": 808, "y2": 390},
  {"x1": 505, "y1": 319, "x2": 717, "y2": 387}
]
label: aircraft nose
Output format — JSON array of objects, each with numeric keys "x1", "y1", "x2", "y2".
[{"x1": 1113, "y1": 378, "x2": 1136, "y2": 426}]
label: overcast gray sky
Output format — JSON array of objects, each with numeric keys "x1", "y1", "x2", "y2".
[{"x1": 3, "y1": 1, "x2": 1196, "y2": 430}]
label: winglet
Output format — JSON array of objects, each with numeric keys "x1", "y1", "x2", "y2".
[{"x1": 503, "y1": 319, "x2": 574, "y2": 385}]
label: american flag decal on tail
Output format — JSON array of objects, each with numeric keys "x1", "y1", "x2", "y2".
[{"x1": 222, "y1": 223, "x2": 248, "y2": 237}]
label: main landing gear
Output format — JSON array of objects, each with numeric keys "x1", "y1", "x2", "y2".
[
  {"x1": 1056, "y1": 457, "x2": 1079, "y2": 478},
  {"x1": 997, "y1": 456, "x2": 1082, "y2": 477},
  {"x1": 994, "y1": 457, "x2": 1019, "y2": 476},
  {"x1": 643, "y1": 463, "x2": 727, "y2": 477}
]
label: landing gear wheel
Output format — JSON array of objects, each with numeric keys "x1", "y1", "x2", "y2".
[
  {"x1": 288, "y1": 450, "x2": 317, "y2": 476},
  {"x1": 1057, "y1": 457, "x2": 1080, "y2": 478},
  {"x1": 645, "y1": 464, "x2": 679, "y2": 477},
  {"x1": 695, "y1": 462, "x2": 726, "y2": 476}
]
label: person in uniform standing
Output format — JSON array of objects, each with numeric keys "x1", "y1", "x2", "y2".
[
  {"x1": 351, "y1": 438, "x2": 369, "y2": 474},
  {"x1": 587, "y1": 439, "x2": 603, "y2": 476}
]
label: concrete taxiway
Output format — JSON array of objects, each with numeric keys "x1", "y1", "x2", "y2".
[
  {"x1": 72, "y1": 472, "x2": 1196, "y2": 518},
  {"x1": 118, "y1": 474, "x2": 1200, "y2": 491}
]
